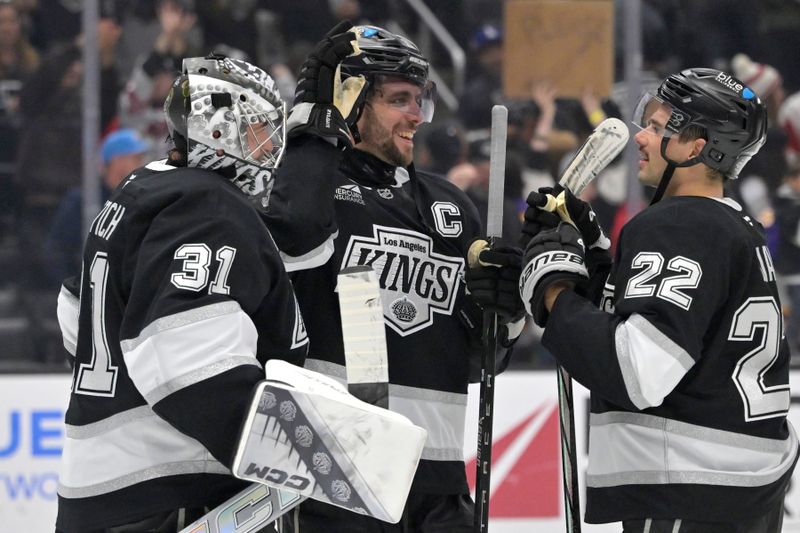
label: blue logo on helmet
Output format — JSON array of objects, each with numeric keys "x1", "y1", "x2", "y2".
[
  {"x1": 743, "y1": 88, "x2": 756, "y2": 100},
  {"x1": 363, "y1": 27, "x2": 379, "y2": 38}
]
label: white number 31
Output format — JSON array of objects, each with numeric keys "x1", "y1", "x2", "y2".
[{"x1": 171, "y1": 243, "x2": 237, "y2": 295}]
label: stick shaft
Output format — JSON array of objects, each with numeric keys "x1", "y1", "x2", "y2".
[
  {"x1": 473, "y1": 105, "x2": 507, "y2": 533},
  {"x1": 558, "y1": 366, "x2": 581, "y2": 533},
  {"x1": 550, "y1": 119, "x2": 627, "y2": 533},
  {"x1": 473, "y1": 308, "x2": 497, "y2": 533}
]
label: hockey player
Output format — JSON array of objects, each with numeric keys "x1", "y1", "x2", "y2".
[
  {"x1": 53, "y1": 54, "x2": 305, "y2": 533},
  {"x1": 264, "y1": 22, "x2": 526, "y2": 532},
  {"x1": 520, "y1": 68, "x2": 799, "y2": 531}
]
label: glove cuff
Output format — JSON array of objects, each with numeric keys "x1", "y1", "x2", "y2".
[
  {"x1": 287, "y1": 102, "x2": 352, "y2": 148},
  {"x1": 520, "y1": 251, "x2": 588, "y2": 325}
]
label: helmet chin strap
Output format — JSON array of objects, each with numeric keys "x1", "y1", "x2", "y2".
[{"x1": 649, "y1": 135, "x2": 702, "y2": 205}]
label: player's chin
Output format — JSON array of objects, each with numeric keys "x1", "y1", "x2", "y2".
[
  {"x1": 393, "y1": 143, "x2": 414, "y2": 167},
  {"x1": 637, "y1": 163, "x2": 653, "y2": 180}
]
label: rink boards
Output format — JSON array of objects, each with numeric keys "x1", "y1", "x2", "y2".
[{"x1": 3, "y1": 372, "x2": 800, "y2": 532}]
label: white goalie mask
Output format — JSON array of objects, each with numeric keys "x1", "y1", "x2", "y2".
[{"x1": 164, "y1": 54, "x2": 287, "y2": 197}]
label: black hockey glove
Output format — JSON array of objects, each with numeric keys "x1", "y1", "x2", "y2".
[
  {"x1": 465, "y1": 239, "x2": 525, "y2": 324},
  {"x1": 525, "y1": 187, "x2": 610, "y2": 250},
  {"x1": 523, "y1": 187, "x2": 611, "y2": 280},
  {"x1": 519, "y1": 188, "x2": 561, "y2": 247},
  {"x1": 287, "y1": 21, "x2": 367, "y2": 147},
  {"x1": 520, "y1": 222, "x2": 588, "y2": 327}
]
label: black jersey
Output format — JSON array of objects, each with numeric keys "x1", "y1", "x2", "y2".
[
  {"x1": 55, "y1": 161, "x2": 307, "y2": 531},
  {"x1": 267, "y1": 138, "x2": 509, "y2": 495},
  {"x1": 542, "y1": 196, "x2": 798, "y2": 523}
]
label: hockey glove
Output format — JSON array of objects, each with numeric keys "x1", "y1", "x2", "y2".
[
  {"x1": 465, "y1": 239, "x2": 525, "y2": 324},
  {"x1": 524, "y1": 186, "x2": 612, "y2": 280},
  {"x1": 519, "y1": 189, "x2": 561, "y2": 247},
  {"x1": 520, "y1": 222, "x2": 588, "y2": 327},
  {"x1": 525, "y1": 187, "x2": 610, "y2": 250},
  {"x1": 287, "y1": 21, "x2": 367, "y2": 147}
]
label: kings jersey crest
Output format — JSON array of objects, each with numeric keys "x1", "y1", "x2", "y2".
[{"x1": 341, "y1": 225, "x2": 464, "y2": 336}]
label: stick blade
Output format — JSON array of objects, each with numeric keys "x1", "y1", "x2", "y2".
[{"x1": 560, "y1": 117, "x2": 629, "y2": 196}]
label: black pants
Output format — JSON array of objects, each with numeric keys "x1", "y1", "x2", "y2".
[
  {"x1": 281, "y1": 492, "x2": 474, "y2": 533},
  {"x1": 55, "y1": 507, "x2": 278, "y2": 533},
  {"x1": 621, "y1": 499, "x2": 785, "y2": 533}
]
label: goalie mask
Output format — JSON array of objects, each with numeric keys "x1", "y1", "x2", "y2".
[
  {"x1": 633, "y1": 68, "x2": 767, "y2": 204},
  {"x1": 164, "y1": 54, "x2": 287, "y2": 197},
  {"x1": 340, "y1": 25, "x2": 437, "y2": 124}
]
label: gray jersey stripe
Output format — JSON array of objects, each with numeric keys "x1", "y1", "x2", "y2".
[
  {"x1": 65, "y1": 405, "x2": 153, "y2": 439},
  {"x1": 58, "y1": 460, "x2": 230, "y2": 498},
  {"x1": 421, "y1": 447, "x2": 464, "y2": 461},
  {"x1": 145, "y1": 356, "x2": 262, "y2": 405},
  {"x1": 280, "y1": 232, "x2": 338, "y2": 273},
  {"x1": 121, "y1": 301, "x2": 243, "y2": 352}
]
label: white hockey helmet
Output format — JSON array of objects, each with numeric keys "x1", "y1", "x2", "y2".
[{"x1": 164, "y1": 53, "x2": 286, "y2": 196}]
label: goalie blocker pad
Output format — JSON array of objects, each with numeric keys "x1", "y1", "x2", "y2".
[{"x1": 232, "y1": 360, "x2": 427, "y2": 523}]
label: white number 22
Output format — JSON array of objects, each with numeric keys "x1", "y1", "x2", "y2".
[{"x1": 624, "y1": 252, "x2": 702, "y2": 310}]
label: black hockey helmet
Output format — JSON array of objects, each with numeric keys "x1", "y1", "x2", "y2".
[
  {"x1": 341, "y1": 25, "x2": 436, "y2": 123},
  {"x1": 633, "y1": 68, "x2": 767, "y2": 203},
  {"x1": 656, "y1": 68, "x2": 767, "y2": 178},
  {"x1": 341, "y1": 25, "x2": 430, "y2": 86}
]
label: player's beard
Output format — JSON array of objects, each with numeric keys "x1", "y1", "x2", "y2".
[{"x1": 359, "y1": 108, "x2": 413, "y2": 167}]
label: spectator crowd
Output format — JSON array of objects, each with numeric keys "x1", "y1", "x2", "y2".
[{"x1": 1, "y1": 0, "x2": 800, "y2": 369}]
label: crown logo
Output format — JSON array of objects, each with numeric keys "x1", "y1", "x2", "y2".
[{"x1": 391, "y1": 297, "x2": 417, "y2": 322}]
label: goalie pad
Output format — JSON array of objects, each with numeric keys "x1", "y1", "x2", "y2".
[{"x1": 232, "y1": 360, "x2": 427, "y2": 523}]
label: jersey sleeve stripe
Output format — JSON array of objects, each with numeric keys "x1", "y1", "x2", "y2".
[
  {"x1": 280, "y1": 232, "x2": 337, "y2": 272},
  {"x1": 65, "y1": 405, "x2": 152, "y2": 439},
  {"x1": 59, "y1": 407, "x2": 230, "y2": 498},
  {"x1": 57, "y1": 285, "x2": 80, "y2": 356},
  {"x1": 145, "y1": 355, "x2": 261, "y2": 405},
  {"x1": 615, "y1": 314, "x2": 695, "y2": 409},
  {"x1": 122, "y1": 302, "x2": 260, "y2": 400},
  {"x1": 586, "y1": 411, "x2": 799, "y2": 488},
  {"x1": 120, "y1": 301, "x2": 244, "y2": 353}
]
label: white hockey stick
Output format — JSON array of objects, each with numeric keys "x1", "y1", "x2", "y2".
[
  {"x1": 561, "y1": 117, "x2": 628, "y2": 196},
  {"x1": 546, "y1": 117, "x2": 628, "y2": 533},
  {"x1": 339, "y1": 265, "x2": 389, "y2": 410},
  {"x1": 179, "y1": 266, "x2": 388, "y2": 533}
]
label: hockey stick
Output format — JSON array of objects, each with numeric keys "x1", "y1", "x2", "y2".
[
  {"x1": 179, "y1": 266, "x2": 388, "y2": 533},
  {"x1": 338, "y1": 265, "x2": 389, "y2": 410},
  {"x1": 547, "y1": 117, "x2": 629, "y2": 533},
  {"x1": 469, "y1": 105, "x2": 508, "y2": 533}
]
